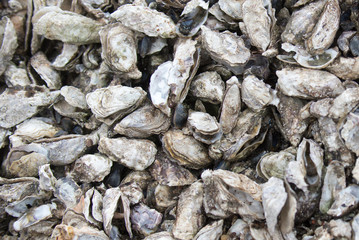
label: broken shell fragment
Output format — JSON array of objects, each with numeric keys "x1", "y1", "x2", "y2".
[
  {"x1": 0, "y1": 16, "x2": 18, "y2": 76},
  {"x1": 162, "y1": 130, "x2": 212, "y2": 169},
  {"x1": 111, "y1": 5, "x2": 176, "y2": 38},
  {"x1": 60, "y1": 86, "x2": 88, "y2": 110},
  {"x1": 218, "y1": 0, "x2": 245, "y2": 20},
  {"x1": 33, "y1": 7, "x2": 104, "y2": 44},
  {"x1": 276, "y1": 68, "x2": 344, "y2": 99},
  {"x1": 99, "y1": 137, "x2": 157, "y2": 171}
]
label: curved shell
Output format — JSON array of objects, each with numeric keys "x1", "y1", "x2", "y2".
[
  {"x1": 276, "y1": 68, "x2": 344, "y2": 99},
  {"x1": 99, "y1": 23, "x2": 138, "y2": 73},
  {"x1": 98, "y1": 137, "x2": 157, "y2": 171},
  {"x1": 33, "y1": 7, "x2": 103, "y2": 44},
  {"x1": 111, "y1": 5, "x2": 176, "y2": 38},
  {"x1": 114, "y1": 102, "x2": 171, "y2": 138},
  {"x1": 162, "y1": 130, "x2": 212, "y2": 169},
  {"x1": 86, "y1": 85, "x2": 146, "y2": 125}
]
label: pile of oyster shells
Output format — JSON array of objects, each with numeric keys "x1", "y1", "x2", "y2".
[{"x1": 1, "y1": 0, "x2": 359, "y2": 239}]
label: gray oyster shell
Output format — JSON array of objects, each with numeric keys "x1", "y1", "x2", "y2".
[
  {"x1": 33, "y1": 7, "x2": 104, "y2": 44},
  {"x1": 99, "y1": 137, "x2": 157, "y2": 170}
]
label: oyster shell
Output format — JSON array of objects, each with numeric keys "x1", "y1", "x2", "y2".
[
  {"x1": 86, "y1": 85, "x2": 147, "y2": 125},
  {"x1": 33, "y1": 7, "x2": 104, "y2": 44},
  {"x1": 30, "y1": 51, "x2": 61, "y2": 90},
  {"x1": 172, "y1": 181, "x2": 205, "y2": 240},
  {"x1": 327, "y1": 185, "x2": 359, "y2": 217},
  {"x1": 187, "y1": 111, "x2": 222, "y2": 144},
  {"x1": 176, "y1": 0, "x2": 209, "y2": 37},
  {"x1": 340, "y1": 113, "x2": 359, "y2": 157},
  {"x1": 201, "y1": 25, "x2": 250, "y2": 72},
  {"x1": 149, "y1": 151, "x2": 197, "y2": 186},
  {"x1": 326, "y1": 57, "x2": 359, "y2": 81},
  {"x1": 201, "y1": 169, "x2": 264, "y2": 219},
  {"x1": 111, "y1": 5, "x2": 176, "y2": 38},
  {"x1": 242, "y1": 0, "x2": 271, "y2": 51},
  {"x1": 319, "y1": 160, "x2": 346, "y2": 214},
  {"x1": 276, "y1": 68, "x2": 344, "y2": 99},
  {"x1": 0, "y1": 86, "x2": 60, "y2": 128},
  {"x1": 162, "y1": 129, "x2": 212, "y2": 169},
  {"x1": 189, "y1": 71, "x2": 225, "y2": 104},
  {"x1": 241, "y1": 75, "x2": 278, "y2": 111},
  {"x1": 194, "y1": 220, "x2": 223, "y2": 240},
  {"x1": 219, "y1": 76, "x2": 241, "y2": 135},
  {"x1": 256, "y1": 147, "x2": 296, "y2": 180},
  {"x1": 131, "y1": 203, "x2": 163, "y2": 236},
  {"x1": 99, "y1": 137, "x2": 157, "y2": 171},
  {"x1": 114, "y1": 101, "x2": 171, "y2": 138},
  {"x1": 0, "y1": 16, "x2": 18, "y2": 76},
  {"x1": 218, "y1": 0, "x2": 245, "y2": 20},
  {"x1": 68, "y1": 154, "x2": 112, "y2": 183},
  {"x1": 305, "y1": 0, "x2": 340, "y2": 55},
  {"x1": 99, "y1": 23, "x2": 138, "y2": 73}
]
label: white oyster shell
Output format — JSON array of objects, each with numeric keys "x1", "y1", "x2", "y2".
[
  {"x1": 60, "y1": 86, "x2": 88, "y2": 109},
  {"x1": 30, "y1": 52, "x2": 61, "y2": 90},
  {"x1": 218, "y1": 0, "x2": 245, "y2": 20},
  {"x1": 172, "y1": 181, "x2": 205, "y2": 240},
  {"x1": 189, "y1": 71, "x2": 225, "y2": 104},
  {"x1": 241, "y1": 75, "x2": 278, "y2": 110},
  {"x1": 99, "y1": 23, "x2": 138, "y2": 73},
  {"x1": 276, "y1": 68, "x2": 344, "y2": 99},
  {"x1": 0, "y1": 86, "x2": 60, "y2": 128},
  {"x1": 242, "y1": 0, "x2": 271, "y2": 51},
  {"x1": 327, "y1": 57, "x2": 359, "y2": 81},
  {"x1": 98, "y1": 137, "x2": 157, "y2": 170},
  {"x1": 86, "y1": 85, "x2": 146, "y2": 125},
  {"x1": 194, "y1": 220, "x2": 223, "y2": 240},
  {"x1": 114, "y1": 101, "x2": 171, "y2": 138},
  {"x1": 33, "y1": 7, "x2": 103, "y2": 44},
  {"x1": 341, "y1": 113, "x2": 359, "y2": 156},
  {"x1": 69, "y1": 154, "x2": 112, "y2": 183},
  {"x1": 111, "y1": 5, "x2": 176, "y2": 38},
  {"x1": 201, "y1": 25, "x2": 250, "y2": 70},
  {"x1": 162, "y1": 130, "x2": 212, "y2": 169}
]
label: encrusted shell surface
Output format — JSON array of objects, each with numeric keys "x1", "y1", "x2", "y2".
[
  {"x1": 68, "y1": 154, "x2": 112, "y2": 183},
  {"x1": 242, "y1": 0, "x2": 271, "y2": 51},
  {"x1": 33, "y1": 7, "x2": 104, "y2": 44},
  {"x1": 114, "y1": 101, "x2": 171, "y2": 138},
  {"x1": 99, "y1": 23, "x2": 138, "y2": 73},
  {"x1": 276, "y1": 68, "x2": 344, "y2": 99},
  {"x1": 162, "y1": 130, "x2": 212, "y2": 169},
  {"x1": 111, "y1": 5, "x2": 176, "y2": 38},
  {"x1": 326, "y1": 57, "x2": 359, "y2": 81},
  {"x1": 172, "y1": 181, "x2": 205, "y2": 240},
  {"x1": 86, "y1": 85, "x2": 146, "y2": 125},
  {"x1": 189, "y1": 71, "x2": 225, "y2": 104},
  {"x1": 98, "y1": 137, "x2": 157, "y2": 171},
  {"x1": 201, "y1": 25, "x2": 250, "y2": 70}
]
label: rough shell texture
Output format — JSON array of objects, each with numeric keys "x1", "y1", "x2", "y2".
[
  {"x1": 111, "y1": 5, "x2": 176, "y2": 38},
  {"x1": 98, "y1": 137, "x2": 157, "y2": 170},
  {"x1": 276, "y1": 68, "x2": 344, "y2": 99}
]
